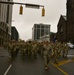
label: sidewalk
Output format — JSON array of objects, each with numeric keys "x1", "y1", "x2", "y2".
[
  {"x1": 0, "y1": 47, "x2": 9, "y2": 57},
  {"x1": 0, "y1": 47, "x2": 10, "y2": 75}
]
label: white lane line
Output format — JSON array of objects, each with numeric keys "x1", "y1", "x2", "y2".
[{"x1": 4, "y1": 64, "x2": 12, "y2": 75}]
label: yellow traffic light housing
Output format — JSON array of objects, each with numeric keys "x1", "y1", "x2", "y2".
[
  {"x1": 42, "y1": 7, "x2": 45, "y2": 16},
  {"x1": 19, "y1": 5, "x2": 23, "y2": 15}
]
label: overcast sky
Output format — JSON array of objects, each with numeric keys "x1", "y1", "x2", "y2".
[{"x1": 12, "y1": 0, "x2": 66, "y2": 41}]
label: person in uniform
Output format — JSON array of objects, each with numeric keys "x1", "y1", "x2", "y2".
[
  {"x1": 64, "y1": 43, "x2": 69, "y2": 58},
  {"x1": 53, "y1": 41, "x2": 58, "y2": 64},
  {"x1": 43, "y1": 42, "x2": 51, "y2": 70},
  {"x1": 62, "y1": 42, "x2": 66, "y2": 58}
]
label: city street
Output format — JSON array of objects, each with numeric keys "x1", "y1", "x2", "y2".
[
  {"x1": 0, "y1": 47, "x2": 74, "y2": 75},
  {"x1": 0, "y1": 0, "x2": 74, "y2": 75}
]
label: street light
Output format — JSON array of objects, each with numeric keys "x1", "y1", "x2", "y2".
[{"x1": 0, "y1": 1, "x2": 45, "y2": 16}]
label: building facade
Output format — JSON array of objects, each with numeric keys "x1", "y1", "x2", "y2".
[
  {"x1": 11, "y1": 26, "x2": 19, "y2": 41},
  {"x1": 57, "y1": 0, "x2": 74, "y2": 43},
  {"x1": 66, "y1": 0, "x2": 74, "y2": 43},
  {"x1": 32, "y1": 23, "x2": 50, "y2": 41},
  {"x1": 0, "y1": 0, "x2": 13, "y2": 46},
  {"x1": 57, "y1": 15, "x2": 67, "y2": 43}
]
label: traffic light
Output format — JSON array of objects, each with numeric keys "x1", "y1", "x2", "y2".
[
  {"x1": 42, "y1": 7, "x2": 45, "y2": 16},
  {"x1": 19, "y1": 5, "x2": 23, "y2": 15}
]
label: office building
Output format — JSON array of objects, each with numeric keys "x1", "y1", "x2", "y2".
[
  {"x1": 32, "y1": 23, "x2": 50, "y2": 41},
  {"x1": 11, "y1": 26, "x2": 19, "y2": 41},
  {"x1": 0, "y1": 0, "x2": 13, "y2": 46}
]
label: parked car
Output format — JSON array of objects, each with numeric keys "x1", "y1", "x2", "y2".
[{"x1": 67, "y1": 43, "x2": 74, "y2": 49}]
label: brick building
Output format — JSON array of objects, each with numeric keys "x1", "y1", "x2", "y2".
[
  {"x1": 66, "y1": 0, "x2": 74, "y2": 43},
  {"x1": 57, "y1": 0, "x2": 74, "y2": 43},
  {"x1": 57, "y1": 15, "x2": 67, "y2": 43}
]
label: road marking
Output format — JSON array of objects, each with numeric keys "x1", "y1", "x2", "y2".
[
  {"x1": 4, "y1": 64, "x2": 12, "y2": 75},
  {"x1": 57, "y1": 60, "x2": 71, "y2": 66},
  {"x1": 50, "y1": 62, "x2": 69, "y2": 75}
]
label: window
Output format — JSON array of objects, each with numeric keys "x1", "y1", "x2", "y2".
[
  {"x1": 44, "y1": 29, "x2": 49, "y2": 35},
  {"x1": 37, "y1": 25, "x2": 40, "y2": 28},
  {"x1": 6, "y1": 5, "x2": 9, "y2": 23},
  {"x1": 60, "y1": 27, "x2": 63, "y2": 32},
  {"x1": 41, "y1": 25, "x2": 44, "y2": 29},
  {"x1": 37, "y1": 29, "x2": 40, "y2": 39},
  {"x1": 45, "y1": 25, "x2": 49, "y2": 29},
  {"x1": 34, "y1": 25, "x2": 37, "y2": 28},
  {"x1": 41, "y1": 29, "x2": 44, "y2": 36},
  {"x1": 34, "y1": 29, "x2": 37, "y2": 39}
]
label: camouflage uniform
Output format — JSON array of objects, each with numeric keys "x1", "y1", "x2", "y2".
[
  {"x1": 43, "y1": 43, "x2": 51, "y2": 70},
  {"x1": 62, "y1": 42, "x2": 66, "y2": 58},
  {"x1": 53, "y1": 42, "x2": 58, "y2": 64},
  {"x1": 63, "y1": 44, "x2": 69, "y2": 58},
  {"x1": 31, "y1": 43, "x2": 37, "y2": 60}
]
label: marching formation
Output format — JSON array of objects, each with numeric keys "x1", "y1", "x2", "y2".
[{"x1": 4, "y1": 40, "x2": 70, "y2": 70}]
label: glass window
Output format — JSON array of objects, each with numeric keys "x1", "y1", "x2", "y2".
[
  {"x1": 44, "y1": 30, "x2": 49, "y2": 35},
  {"x1": 34, "y1": 29, "x2": 37, "y2": 39},
  {"x1": 6, "y1": 5, "x2": 9, "y2": 23},
  {"x1": 45, "y1": 25, "x2": 49, "y2": 29},
  {"x1": 37, "y1": 29, "x2": 40, "y2": 39},
  {"x1": 37, "y1": 25, "x2": 40, "y2": 28},
  {"x1": 34, "y1": 25, "x2": 37, "y2": 28},
  {"x1": 41, "y1": 29, "x2": 44, "y2": 36},
  {"x1": 41, "y1": 25, "x2": 44, "y2": 29}
]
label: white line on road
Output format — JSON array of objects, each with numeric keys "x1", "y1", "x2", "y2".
[{"x1": 4, "y1": 64, "x2": 12, "y2": 75}]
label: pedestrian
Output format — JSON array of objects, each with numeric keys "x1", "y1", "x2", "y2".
[{"x1": 43, "y1": 42, "x2": 51, "y2": 70}]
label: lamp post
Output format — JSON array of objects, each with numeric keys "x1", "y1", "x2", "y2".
[{"x1": 0, "y1": 1, "x2": 45, "y2": 16}]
